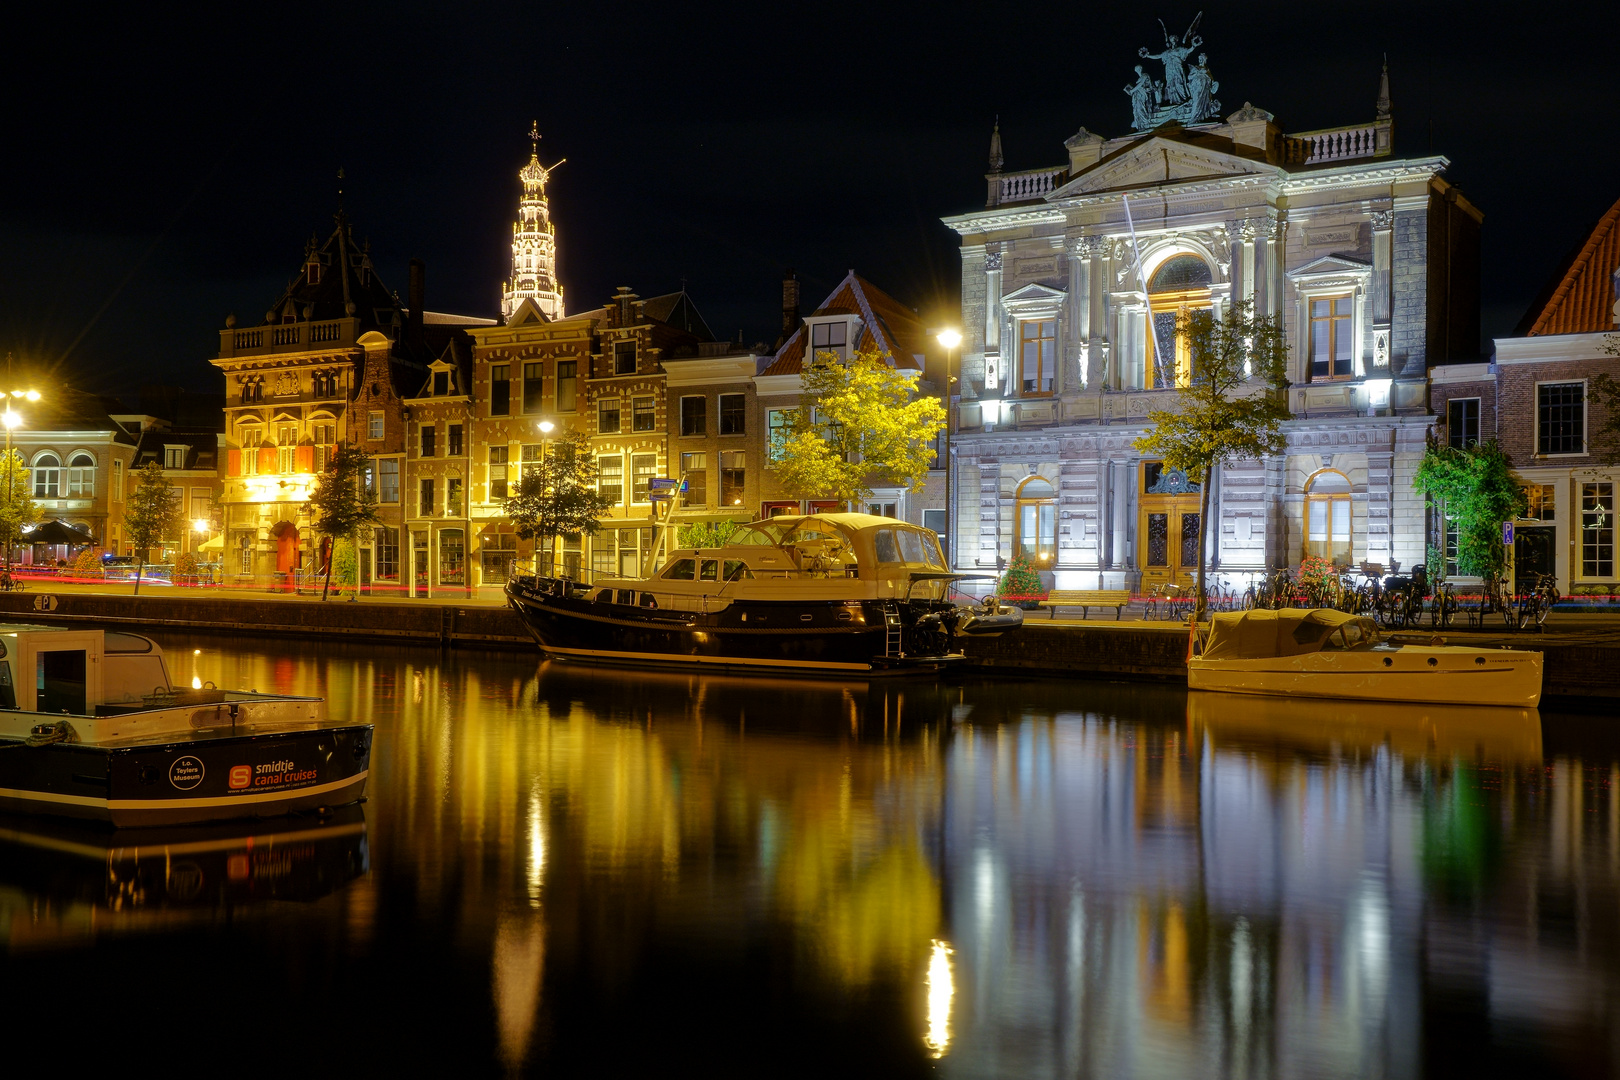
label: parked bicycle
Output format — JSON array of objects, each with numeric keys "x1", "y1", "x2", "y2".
[
  {"x1": 1514, "y1": 572, "x2": 1559, "y2": 631},
  {"x1": 1428, "y1": 578, "x2": 1457, "y2": 630},
  {"x1": 1472, "y1": 572, "x2": 1518, "y2": 630}
]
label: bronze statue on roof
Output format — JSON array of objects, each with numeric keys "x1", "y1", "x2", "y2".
[{"x1": 1129, "y1": 13, "x2": 1221, "y2": 130}]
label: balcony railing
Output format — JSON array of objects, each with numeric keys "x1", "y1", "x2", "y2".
[
  {"x1": 1282, "y1": 120, "x2": 1392, "y2": 165},
  {"x1": 989, "y1": 166, "x2": 1067, "y2": 206},
  {"x1": 219, "y1": 318, "x2": 361, "y2": 357}
]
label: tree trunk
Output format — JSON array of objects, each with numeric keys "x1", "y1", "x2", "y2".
[
  {"x1": 1194, "y1": 466, "x2": 1214, "y2": 625},
  {"x1": 321, "y1": 536, "x2": 333, "y2": 601},
  {"x1": 133, "y1": 555, "x2": 143, "y2": 596}
]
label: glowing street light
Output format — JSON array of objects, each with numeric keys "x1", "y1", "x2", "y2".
[
  {"x1": 2, "y1": 388, "x2": 40, "y2": 571},
  {"x1": 535, "y1": 420, "x2": 556, "y2": 576},
  {"x1": 934, "y1": 330, "x2": 962, "y2": 569}
]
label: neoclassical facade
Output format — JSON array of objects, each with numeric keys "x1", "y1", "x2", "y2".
[{"x1": 944, "y1": 43, "x2": 1478, "y2": 591}]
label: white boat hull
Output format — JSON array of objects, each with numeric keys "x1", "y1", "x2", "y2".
[{"x1": 1188, "y1": 645, "x2": 1543, "y2": 707}]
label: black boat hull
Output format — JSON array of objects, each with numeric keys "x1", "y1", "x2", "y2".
[
  {"x1": 505, "y1": 578, "x2": 963, "y2": 675},
  {"x1": 0, "y1": 725, "x2": 373, "y2": 827}
]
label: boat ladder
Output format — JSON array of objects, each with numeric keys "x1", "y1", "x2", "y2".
[{"x1": 882, "y1": 601, "x2": 903, "y2": 657}]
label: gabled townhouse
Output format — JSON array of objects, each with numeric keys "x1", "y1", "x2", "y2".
[
  {"x1": 1431, "y1": 194, "x2": 1620, "y2": 594},
  {"x1": 6, "y1": 387, "x2": 137, "y2": 562}
]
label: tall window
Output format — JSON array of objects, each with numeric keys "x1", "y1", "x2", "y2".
[
  {"x1": 680, "y1": 396, "x2": 706, "y2": 436},
  {"x1": 378, "y1": 459, "x2": 400, "y2": 503},
  {"x1": 277, "y1": 423, "x2": 297, "y2": 473},
  {"x1": 482, "y1": 531, "x2": 517, "y2": 585},
  {"x1": 521, "y1": 444, "x2": 542, "y2": 479},
  {"x1": 420, "y1": 424, "x2": 436, "y2": 458},
  {"x1": 1447, "y1": 398, "x2": 1480, "y2": 449},
  {"x1": 112, "y1": 459, "x2": 123, "y2": 501},
  {"x1": 1583, "y1": 483, "x2": 1614, "y2": 578},
  {"x1": 599, "y1": 398, "x2": 621, "y2": 434},
  {"x1": 439, "y1": 529, "x2": 465, "y2": 585},
  {"x1": 523, "y1": 362, "x2": 543, "y2": 413},
  {"x1": 490, "y1": 446, "x2": 510, "y2": 500},
  {"x1": 810, "y1": 321, "x2": 847, "y2": 361},
  {"x1": 448, "y1": 424, "x2": 463, "y2": 457},
  {"x1": 720, "y1": 451, "x2": 746, "y2": 507},
  {"x1": 556, "y1": 361, "x2": 577, "y2": 412},
  {"x1": 490, "y1": 364, "x2": 511, "y2": 416},
  {"x1": 1309, "y1": 295, "x2": 1355, "y2": 379},
  {"x1": 614, "y1": 341, "x2": 636, "y2": 376},
  {"x1": 598, "y1": 455, "x2": 623, "y2": 504},
  {"x1": 767, "y1": 409, "x2": 790, "y2": 464},
  {"x1": 1523, "y1": 484, "x2": 1555, "y2": 521},
  {"x1": 432, "y1": 371, "x2": 450, "y2": 396},
  {"x1": 368, "y1": 411, "x2": 385, "y2": 440},
  {"x1": 1147, "y1": 256, "x2": 1213, "y2": 389},
  {"x1": 419, "y1": 478, "x2": 435, "y2": 516},
  {"x1": 374, "y1": 526, "x2": 399, "y2": 581},
  {"x1": 719, "y1": 393, "x2": 746, "y2": 435},
  {"x1": 632, "y1": 396, "x2": 655, "y2": 432},
  {"x1": 681, "y1": 452, "x2": 706, "y2": 506},
  {"x1": 1015, "y1": 477, "x2": 1056, "y2": 565},
  {"x1": 239, "y1": 533, "x2": 253, "y2": 575},
  {"x1": 1019, "y1": 319, "x2": 1056, "y2": 396},
  {"x1": 632, "y1": 454, "x2": 657, "y2": 503},
  {"x1": 32, "y1": 453, "x2": 60, "y2": 498},
  {"x1": 66, "y1": 453, "x2": 95, "y2": 497},
  {"x1": 447, "y1": 478, "x2": 463, "y2": 516},
  {"x1": 1305, "y1": 470, "x2": 1353, "y2": 565},
  {"x1": 1538, "y1": 383, "x2": 1585, "y2": 455}
]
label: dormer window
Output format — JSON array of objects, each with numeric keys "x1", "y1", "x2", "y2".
[
  {"x1": 307, "y1": 260, "x2": 321, "y2": 285},
  {"x1": 810, "y1": 321, "x2": 848, "y2": 361},
  {"x1": 433, "y1": 370, "x2": 450, "y2": 396},
  {"x1": 164, "y1": 446, "x2": 185, "y2": 469}
]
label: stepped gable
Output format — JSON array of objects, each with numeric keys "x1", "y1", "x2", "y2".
[
  {"x1": 760, "y1": 273, "x2": 924, "y2": 376},
  {"x1": 1516, "y1": 195, "x2": 1620, "y2": 336}
]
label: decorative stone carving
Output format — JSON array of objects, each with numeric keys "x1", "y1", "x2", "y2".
[
  {"x1": 274, "y1": 373, "x2": 299, "y2": 397},
  {"x1": 1128, "y1": 14, "x2": 1220, "y2": 129},
  {"x1": 1369, "y1": 209, "x2": 1394, "y2": 230},
  {"x1": 1065, "y1": 127, "x2": 1103, "y2": 149},
  {"x1": 1236, "y1": 218, "x2": 1258, "y2": 243},
  {"x1": 985, "y1": 252, "x2": 1003, "y2": 272},
  {"x1": 1374, "y1": 329, "x2": 1390, "y2": 368},
  {"x1": 1146, "y1": 466, "x2": 1199, "y2": 494},
  {"x1": 1228, "y1": 101, "x2": 1272, "y2": 123}
]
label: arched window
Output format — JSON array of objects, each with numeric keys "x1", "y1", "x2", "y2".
[
  {"x1": 1015, "y1": 477, "x2": 1057, "y2": 566},
  {"x1": 32, "y1": 452, "x2": 60, "y2": 498},
  {"x1": 1305, "y1": 470, "x2": 1353, "y2": 565},
  {"x1": 67, "y1": 452, "x2": 95, "y2": 497},
  {"x1": 1147, "y1": 254, "x2": 1213, "y2": 390}
]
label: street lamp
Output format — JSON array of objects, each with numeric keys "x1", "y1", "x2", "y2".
[
  {"x1": 536, "y1": 420, "x2": 554, "y2": 577},
  {"x1": 2, "y1": 389, "x2": 40, "y2": 571},
  {"x1": 935, "y1": 330, "x2": 961, "y2": 569}
]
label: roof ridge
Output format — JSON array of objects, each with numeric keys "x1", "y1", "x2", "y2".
[{"x1": 1523, "y1": 195, "x2": 1620, "y2": 336}]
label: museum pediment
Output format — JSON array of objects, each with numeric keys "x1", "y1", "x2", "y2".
[{"x1": 1049, "y1": 136, "x2": 1279, "y2": 200}]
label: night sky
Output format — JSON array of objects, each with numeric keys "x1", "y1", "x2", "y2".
[{"x1": 3, "y1": 2, "x2": 1614, "y2": 403}]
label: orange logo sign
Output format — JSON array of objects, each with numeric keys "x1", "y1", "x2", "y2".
[{"x1": 228, "y1": 765, "x2": 253, "y2": 789}]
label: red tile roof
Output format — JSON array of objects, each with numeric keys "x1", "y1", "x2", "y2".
[
  {"x1": 759, "y1": 272, "x2": 924, "y2": 376},
  {"x1": 1519, "y1": 195, "x2": 1620, "y2": 336}
]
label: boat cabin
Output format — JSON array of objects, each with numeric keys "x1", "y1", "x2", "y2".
[
  {"x1": 0, "y1": 626, "x2": 173, "y2": 715},
  {"x1": 661, "y1": 514, "x2": 946, "y2": 581}
]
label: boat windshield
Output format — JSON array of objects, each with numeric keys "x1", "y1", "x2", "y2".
[
  {"x1": 731, "y1": 522, "x2": 793, "y2": 546},
  {"x1": 874, "y1": 527, "x2": 947, "y2": 569}
]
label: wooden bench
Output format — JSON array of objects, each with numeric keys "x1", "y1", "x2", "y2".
[{"x1": 1038, "y1": 589, "x2": 1132, "y2": 620}]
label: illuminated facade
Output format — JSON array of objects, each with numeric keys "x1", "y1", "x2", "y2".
[
  {"x1": 944, "y1": 45, "x2": 1480, "y2": 590},
  {"x1": 500, "y1": 124, "x2": 566, "y2": 323}
]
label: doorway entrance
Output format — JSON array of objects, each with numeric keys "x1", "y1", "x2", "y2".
[
  {"x1": 1137, "y1": 462, "x2": 1201, "y2": 594},
  {"x1": 1515, "y1": 525, "x2": 1556, "y2": 587},
  {"x1": 271, "y1": 521, "x2": 300, "y2": 591}
]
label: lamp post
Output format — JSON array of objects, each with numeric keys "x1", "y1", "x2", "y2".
[
  {"x1": 2, "y1": 389, "x2": 41, "y2": 571},
  {"x1": 935, "y1": 330, "x2": 961, "y2": 569},
  {"x1": 537, "y1": 420, "x2": 554, "y2": 577}
]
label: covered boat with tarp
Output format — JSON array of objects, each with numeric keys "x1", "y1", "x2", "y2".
[{"x1": 1187, "y1": 608, "x2": 1543, "y2": 706}]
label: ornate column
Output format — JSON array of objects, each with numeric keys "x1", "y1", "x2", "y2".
[
  {"x1": 983, "y1": 250, "x2": 1003, "y2": 393},
  {"x1": 1261, "y1": 212, "x2": 1286, "y2": 318},
  {"x1": 1369, "y1": 206, "x2": 1394, "y2": 371},
  {"x1": 1066, "y1": 236, "x2": 1090, "y2": 389},
  {"x1": 1365, "y1": 449, "x2": 1395, "y2": 566},
  {"x1": 1236, "y1": 218, "x2": 1258, "y2": 306}
]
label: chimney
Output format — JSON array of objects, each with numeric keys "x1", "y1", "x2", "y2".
[
  {"x1": 408, "y1": 258, "x2": 426, "y2": 345},
  {"x1": 780, "y1": 269, "x2": 800, "y2": 342}
]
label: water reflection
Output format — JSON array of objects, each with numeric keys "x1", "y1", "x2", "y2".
[{"x1": 4, "y1": 638, "x2": 1618, "y2": 1077}]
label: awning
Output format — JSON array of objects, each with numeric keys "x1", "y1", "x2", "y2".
[
  {"x1": 23, "y1": 520, "x2": 95, "y2": 545},
  {"x1": 198, "y1": 534, "x2": 225, "y2": 553}
]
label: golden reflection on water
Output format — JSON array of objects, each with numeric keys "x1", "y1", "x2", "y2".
[{"x1": 21, "y1": 639, "x2": 1620, "y2": 1075}]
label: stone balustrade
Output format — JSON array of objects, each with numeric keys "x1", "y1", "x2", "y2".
[
  {"x1": 220, "y1": 318, "x2": 361, "y2": 357},
  {"x1": 1283, "y1": 121, "x2": 1390, "y2": 165},
  {"x1": 993, "y1": 167, "x2": 1066, "y2": 205}
]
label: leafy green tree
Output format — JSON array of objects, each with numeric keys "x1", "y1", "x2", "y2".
[
  {"x1": 504, "y1": 428, "x2": 614, "y2": 577},
  {"x1": 1413, "y1": 438, "x2": 1527, "y2": 577},
  {"x1": 0, "y1": 449, "x2": 38, "y2": 570},
  {"x1": 308, "y1": 443, "x2": 381, "y2": 601},
  {"x1": 775, "y1": 346, "x2": 946, "y2": 510},
  {"x1": 1132, "y1": 300, "x2": 1291, "y2": 621},
  {"x1": 677, "y1": 519, "x2": 745, "y2": 549},
  {"x1": 1586, "y1": 335, "x2": 1620, "y2": 459},
  {"x1": 123, "y1": 461, "x2": 180, "y2": 595}
]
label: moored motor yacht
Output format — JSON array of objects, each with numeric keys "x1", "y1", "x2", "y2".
[
  {"x1": 1187, "y1": 607, "x2": 1543, "y2": 707},
  {"x1": 506, "y1": 512, "x2": 1021, "y2": 675},
  {"x1": 0, "y1": 624, "x2": 371, "y2": 826}
]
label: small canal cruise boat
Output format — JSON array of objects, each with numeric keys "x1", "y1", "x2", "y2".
[
  {"x1": 506, "y1": 512, "x2": 1022, "y2": 675},
  {"x1": 0, "y1": 624, "x2": 371, "y2": 827},
  {"x1": 1187, "y1": 608, "x2": 1544, "y2": 707}
]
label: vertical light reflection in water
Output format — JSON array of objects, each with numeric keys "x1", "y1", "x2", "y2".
[{"x1": 925, "y1": 938, "x2": 954, "y2": 1058}]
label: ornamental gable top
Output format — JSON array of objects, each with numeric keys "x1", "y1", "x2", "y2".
[{"x1": 1048, "y1": 132, "x2": 1280, "y2": 200}]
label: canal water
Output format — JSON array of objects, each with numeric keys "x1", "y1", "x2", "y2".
[{"x1": 1, "y1": 636, "x2": 1615, "y2": 1078}]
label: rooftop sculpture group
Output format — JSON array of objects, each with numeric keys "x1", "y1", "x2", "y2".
[{"x1": 1126, "y1": 12, "x2": 1221, "y2": 130}]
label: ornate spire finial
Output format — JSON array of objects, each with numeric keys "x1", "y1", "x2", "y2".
[
  {"x1": 529, "y1": 119, "x2": 540, "y2": 156},
  {"x1": 1376, "y1": 54, "x2": 1391, "y2": 119},
  {"x1": 988, "y1": 116, "x2": 1004, "y2": 173}
]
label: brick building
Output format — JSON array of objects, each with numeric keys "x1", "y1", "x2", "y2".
[{"x1": 1431, "y1": 195, "x2": 1620, "y2": 593}]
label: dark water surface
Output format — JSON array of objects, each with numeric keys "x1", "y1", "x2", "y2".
[{"x1": 2, "y1": 636, "x2": 1617, "y2": 1078}]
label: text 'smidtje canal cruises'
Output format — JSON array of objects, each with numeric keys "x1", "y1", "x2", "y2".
[
  {"x1": 0, "y1": 625, "x2": 371, "y2": 827},
  {"x1": 505, "y1": 513, "x2": 1022, "y2": 675}
]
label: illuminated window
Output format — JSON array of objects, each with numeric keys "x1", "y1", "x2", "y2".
[
  {"x1": 112, "y1": 459, "x2": 123, "y2": 501},
  {"x1": 439, "y1": 529, "x2": 465, "y2": 584},
  {"x1": 1305, "y1": 469, "x2": 1353, "y2": 565},
  {"x1": 598, "y1": 456, "x2": 623, "y2": 504},
  {"x1": 720, "y1": 451, "x2": 745, "y2": 506},
  {"x1": 632, "y1": 396, "x2": 655, "y2": 433},
  {"x1": 1019, "y1": 319, "x2": 1056, "y2": 396},
  {"x1": 67, "y1": 453, "x2": 95, "y2": 497},
  {"x1": 31, "y1": 453, "x2": 60, "y2": 498},
  {"x1": 1014, "y1": 476, "x2": 1056, "y2": 565},
  {"x1": 489, "y1": 446, "x2": 509, "y2": 500},
  {"x1": 1147, "y1": 255, "x2": 1212, "y2": 389},
  {"x1": 378, "y1": 459, "x2": 399, "y2": 503},
  {"x1": 420, "y1": 424, "x2": 436, "y2": 458},
  {"x1": 556, "y1": 361, "x2": 577, "y2": 412},
  {"x1": 1309, "y1": 295, "x2": 1355, "y2": 379},
  {"x1": 681, "y1": 452, "x2": 706, "y2": 506},
  {"x1": 810, "y1": 321, "x2": 847, "y2": 361},
  {"x1": 1523, "y1": 484, "x2": 1555, "y2": 522},
  {"x1": 368, "y1": 411, "x2": 384, "y2": 440},
  {"x1": 1583, "y1": 483, "x2": 1614, "y2": 578},
  {"x1": 447, "y1": 478, "x2": 463, "y2": 516},
  {"x1": 448, "y1": 424, "x2": 463, "y2": 457},
  {"x1": 374, "y1": 527, "x2": 399, "y2": 581},
  {"x1": 598, "y1": 398, "x2": 621, "y2": 434},
  {"x1": 767, "y1": 409, "x2": 790, "y2": 464},
  {"x1": 632, "y1": 454, "x2": 656, "y2": 502}
]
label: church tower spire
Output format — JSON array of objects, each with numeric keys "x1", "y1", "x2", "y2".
[{"x1": 502, "y1": 121, "x2": 566, "y2": 322}]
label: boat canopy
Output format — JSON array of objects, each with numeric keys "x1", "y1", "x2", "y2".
[{"x1": 1200, "y1": 608, "x2": 1379, "y2": 661}]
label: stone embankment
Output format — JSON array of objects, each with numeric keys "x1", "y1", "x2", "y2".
[{"x1": 0, "y1": 592, "x2": 1611, "y2": 704}]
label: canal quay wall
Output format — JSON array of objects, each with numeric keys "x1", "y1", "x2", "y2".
[{"x1": 0, "y1": 591, "x2": 1613, "y2": 703}]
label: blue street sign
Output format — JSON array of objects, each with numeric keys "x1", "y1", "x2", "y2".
[
  {"x1": 1502, "y1": 521, "x2": 1514, "y2": 546},
  {"x1": 648, "y1": 478, "x2": 680, "y2": 491}
]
